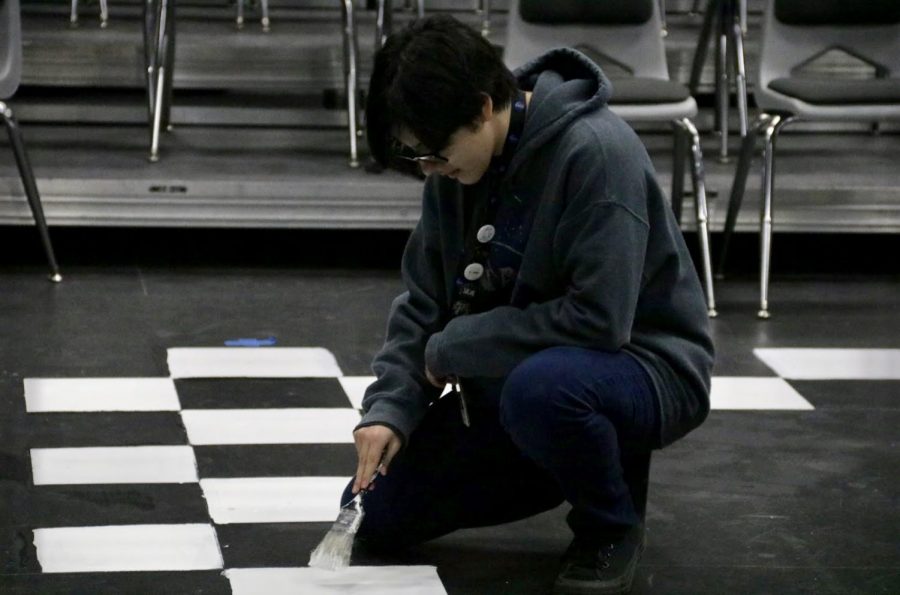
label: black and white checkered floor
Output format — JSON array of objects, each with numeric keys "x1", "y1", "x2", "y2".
[{"x1": 1, "y1": 266, "x2": 898, "y2": 594}]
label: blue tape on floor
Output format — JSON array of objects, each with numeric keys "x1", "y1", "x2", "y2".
[{"x1": 224, "y1": 337, "x2": 278, "y2": 347}]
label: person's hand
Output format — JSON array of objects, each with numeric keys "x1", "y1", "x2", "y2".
[
  {"x1": 425, "y1": 365, "x2": 446, "y2": 388},
  {"x1": 352, "y1": 424, "x2": 402, "y2": 495}
]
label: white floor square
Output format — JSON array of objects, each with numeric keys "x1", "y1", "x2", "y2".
[
  {"x1": 167, "y1": 347, "x2": 343, "y2": 379},
  {"x1": 225, "y1": 566, "x2": 447, "y2": 595},
  {"x1": 754, "y1": 348, "x2": 900, "y2": 379},
  {"x1": 200, "y1": 477, "x2": 349, "y2": 524},
  {"x1": 337, "y1": 377, "x2": 371, "y2": 411},
  {"x1": 33, "y1": 524, "x2": 223, "y2": 573},
  {"x1": 24, "y1": 378, "x2": 180, "y2": 412},
  {"x1": 30, "y1": 446, "x2": 199, "y2": 485},
  {"x1": 710, "y1": 377, "x2": 814, "y2": 410},
  {"x1": 180, "y1": 408, "x2": 359, "y2": 445}
]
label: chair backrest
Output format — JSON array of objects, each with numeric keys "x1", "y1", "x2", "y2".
[
  {"x1": 1, "y1": 0, "x2": 23, "y2": 100},
  {"x1": 758, "y1": 0, "x2": 900, "y2": 92},
  {"x1": 503, "y1": 0, "x2": 669, "y2": 80}
]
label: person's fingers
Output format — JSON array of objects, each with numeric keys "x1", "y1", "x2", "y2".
[
  {"x1": 352, "y1": 438, "x2": 370, "y2": 495},
  {"x1": 359, "y1": 437, "x2": 385, "y2": 491},
  {"x1": 380, "y1": 436, "x2": 402, "y2": 476}
]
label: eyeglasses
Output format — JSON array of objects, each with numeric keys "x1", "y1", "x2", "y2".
[{"x1": 391, "y1": 140, "x2": 449, "y2": 164}]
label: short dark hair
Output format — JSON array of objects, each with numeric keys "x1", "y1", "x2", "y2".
[{"x1": 365, "y1": 15, "x2": 518, "y2": 168}]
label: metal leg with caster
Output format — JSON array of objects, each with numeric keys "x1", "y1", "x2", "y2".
[
  {"x1": 341, "y1": 0, "x2": 361, "y2": 167},
  {"x1": 0, "y1": 102, "x2": 62, "y2": 282},
  {"x1": 675, "y1": 118, "x2": 717, "y2": 318},
  {"x1": 144, "y1": 0, "x2": 174, "y2": 163},
  {"x1": 757, "y1": 115, "x2": 792, "y2": 319}
]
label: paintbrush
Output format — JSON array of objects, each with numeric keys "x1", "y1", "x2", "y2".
[{"x1": 308, "y1": 473, "x2": 377, "y2": 570}]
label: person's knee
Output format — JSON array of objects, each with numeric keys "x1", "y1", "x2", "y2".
[{"x1": 499, "y1": 347, "x2": 582, "y2": 445}]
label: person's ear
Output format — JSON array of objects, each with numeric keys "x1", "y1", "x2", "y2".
[{"x1": 480, "y1": 93, "x2": 494, "y2": 122}]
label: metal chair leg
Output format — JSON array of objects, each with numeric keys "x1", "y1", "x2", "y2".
[
  {"x1": 659, "y1": 0, "x2": 667, "y2": 37},
  {"x1": 0, "y1": 102, "x2": 62, "y2": 282},
  {"x1": 341, "y1": 0, "x2": 361, "y2": 167},
  {"x1": 671, "y1": 123, "x2": 687, "y2": 223},
  {"x1": 678, "y1": 118, "x2": 717, "y2": 317},
  {"x1": 416, "y1": 0, "x2": 424, "y2": 19},
  {"x1": 688, "y1": 0, "x2": 717, "y2": 94},
  {"x1": 70, "y1": 0, "x2": 79, "y2": 26},
  {"x1": 375, "y1": 0, "x2": 391, "y2": 50},
  {"x1": 716, "y1": 114, "x2": 767, "y2": 278},
  {"x1": 715, "y1": 0, "x2": 730, "y2": 162},
  {"x1": 757, "y1": 115, "x2": 791, "y2": 319},
  {"x1": 100, "y1": 0, "x2": 109, "y2": 28},
  {"x1": 731, "y1": 8, "x2": 749, "y2": 139},
  {"x1": 481, "y1": 0, "x2": 490, "y2": 37},
  {"x1": 261, "y1": 0, "x2": 270, "y2": 31},
  {"x1": 161, "y1": 0, "x2": 176, "y2": 133},
  {"x1": 236, "y1": 0, "x2": 244, "y2": 29},
  {"x1": 148, "y1": 0, "x2": 170, "y2": 163}
]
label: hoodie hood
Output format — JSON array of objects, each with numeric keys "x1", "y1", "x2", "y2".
[{"x1": 507, "y1": 48, "x2": 613, "y2": 175}]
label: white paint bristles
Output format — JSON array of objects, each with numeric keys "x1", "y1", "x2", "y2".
[{"x1": 308, "y1": 494, "x2": 365, "y2": 571}]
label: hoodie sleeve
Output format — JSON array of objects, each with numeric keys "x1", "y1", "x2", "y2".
[
  {"x1": 356, "y1": 182, "x2": 447, "y2": 444},
  {"x1": 424, "y1": 161, "x2": 650, "y2": 380}
]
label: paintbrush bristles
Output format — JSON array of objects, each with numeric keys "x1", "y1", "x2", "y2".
[{"x1": 308, "y1": 495, "x2": 365, "y2": 571}]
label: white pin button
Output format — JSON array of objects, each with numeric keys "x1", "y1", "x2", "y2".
[
  {"x1": 464, "y1": 263, "x2": 484, "y2": 281},
  {"x1": 476, "y1": 225, "x2": 495, "y2": 243}
]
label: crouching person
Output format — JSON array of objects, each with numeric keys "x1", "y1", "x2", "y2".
[{"x1": 343, "y1": 15, "x2": 715, "y2": 595}]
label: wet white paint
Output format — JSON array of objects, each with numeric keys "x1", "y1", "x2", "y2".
[
  {"x1": 31, "y1": 446, "x2": 199, "y2": 485},
  {"x1": 34, "y1": 524, "x2": 223, "y2": 573},
  {"x1": 711, "y1": 377, "x2": 814, "y2": 410},
  {"x1": 754, "y1": 348, "x2": 900, "y2": 379},
  {"x1": 225, "y1": 566, "x2": 447, "y2": 595},
  {"x1": 23, "y1": 378, "x2": 179, "y2": 412},
  {"x1": 167, "y1": 347, "x2": 343, "y2": 379},
  {"x1": 180, "y1": 408, "x2": 359, "y2": 445},
  {"x1": 200, "y1": 476, "x2": 349, "y2": 524}
]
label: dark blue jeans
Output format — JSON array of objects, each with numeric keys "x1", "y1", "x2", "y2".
[{"x1": 341, "y1": 347, "x2": 660, "y2": 550}]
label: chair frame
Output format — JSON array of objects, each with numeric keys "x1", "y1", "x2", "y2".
[
  {"x1": 1, "y1": 0, "x2": 63, "y2": 282},
  {"x1": 504, "y1": 0, "x2": 718, "y2": 317},
  {"x1": 143, "y1": 0, "x2": 363, "y2": 167},
  {"x1": 689, "y1": 0, "x2": 750, "y2": 162},
  {"x1": 718, "y1": 0, "x2": 900, "y2": 318}
]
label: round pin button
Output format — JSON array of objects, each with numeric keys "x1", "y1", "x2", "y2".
[
  {"x1": 476, "y1": 225, "x2": 495, "y2": 243},
  {"x1": 464, "y1": 263, "x2": 484, "y2": 281}
]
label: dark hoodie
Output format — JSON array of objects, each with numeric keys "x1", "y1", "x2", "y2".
[{"x1": 357, "y1": 48, "x2": 715, "y2": 449}]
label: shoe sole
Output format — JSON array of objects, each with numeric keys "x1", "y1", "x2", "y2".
[{"x1": 551, "y1": 541, "x2": 644, "y2": 595}]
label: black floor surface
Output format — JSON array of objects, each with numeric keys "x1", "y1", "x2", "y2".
[{"x1": 0, "y1": 230, "x2": 898, "y2": 594}]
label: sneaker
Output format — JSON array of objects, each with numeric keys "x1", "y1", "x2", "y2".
[{"x1": 553, "y1": 523, "x2": 645, "y2": 595}]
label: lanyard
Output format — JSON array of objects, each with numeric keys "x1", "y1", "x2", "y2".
[{"x1": 450, "y1": 90, "x2": 528, "y2": 318}]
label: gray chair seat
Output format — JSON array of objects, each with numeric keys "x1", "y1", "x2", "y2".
[
  {"x1": 609, "y1": 77, "x2": 692, "y2": 104},
  {"x1": 768, "y1": 77, "x2": 900, "y2": 104}
]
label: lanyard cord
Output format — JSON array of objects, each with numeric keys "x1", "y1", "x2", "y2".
[{"x1": 451, "y1": 90, "x2": 529, "y2": 318}]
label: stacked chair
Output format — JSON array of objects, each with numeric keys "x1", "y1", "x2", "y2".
[
  {"x1": 504, "y1": 0, "x2": 718, "y2": 317},
  {"x1": 143, "y1": 0, "x2": 363, "y2": 167},
  {"x1": 689, "y1": 0, "x2": 750, "y2": 162},
  {"x1": 1, "y1": 0, "x2": 63, "y2": 282},
  {"x1": 718, "y1": 0, "x2": 900, "y2": 318}
]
